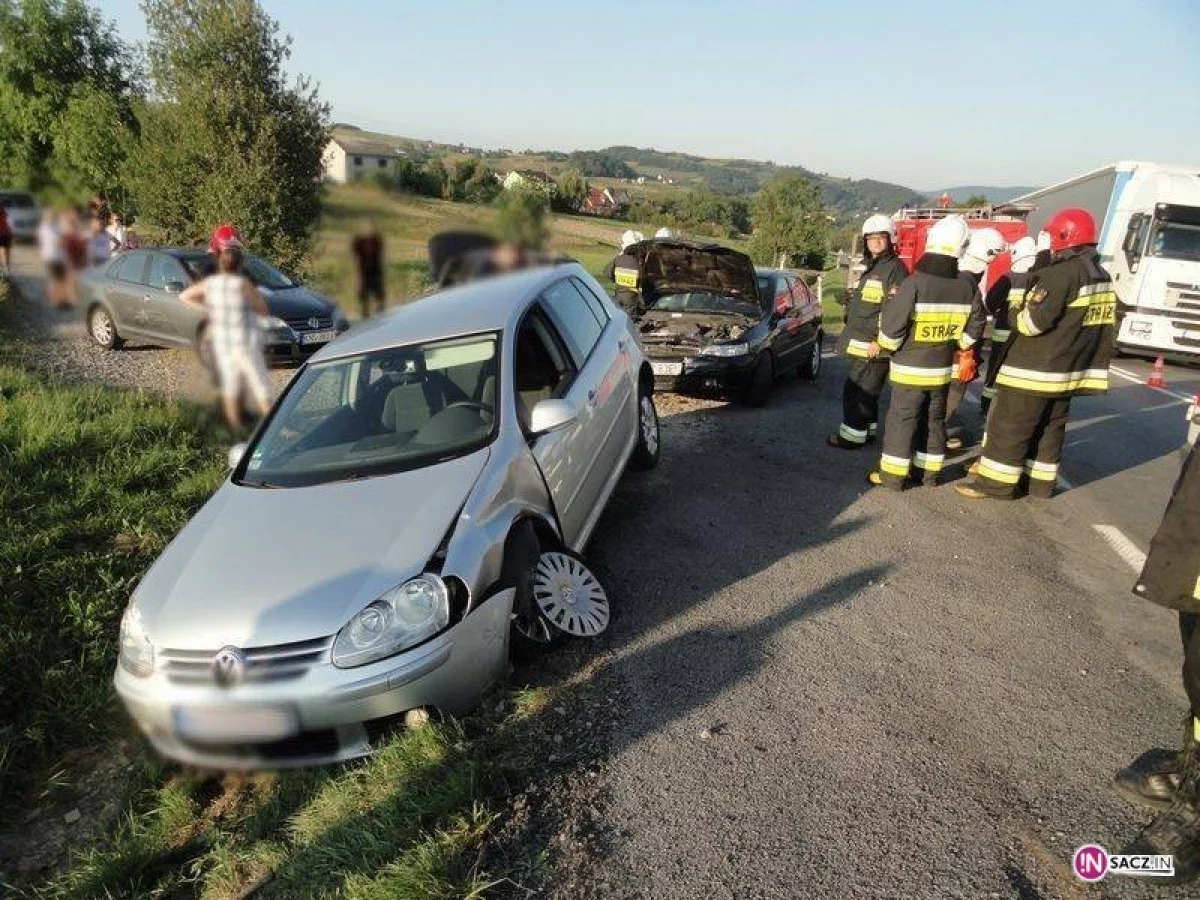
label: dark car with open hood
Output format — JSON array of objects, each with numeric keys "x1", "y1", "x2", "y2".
[{"x1": 628, "y1": 239, "x2": 824, "y2": 405}]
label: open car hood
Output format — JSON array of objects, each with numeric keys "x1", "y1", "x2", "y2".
[{"x1": 628, "y1": 240, "x2": 760, "y2": 307}]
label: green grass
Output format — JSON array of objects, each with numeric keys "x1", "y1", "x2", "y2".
[
  {"x1": 307, "y1": 183, "x2": 752, "y2": 316},
  {"x1": 0, "y1": 274, "x2": 589, "y2": 898}
]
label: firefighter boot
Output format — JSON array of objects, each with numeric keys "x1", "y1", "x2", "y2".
[
  {"x1": 1120, "y1": 749, "x2": 1200, "y2": 885},
  {"x1": 1115, "y1": 719, "x2": 1198, "y2": 810}
]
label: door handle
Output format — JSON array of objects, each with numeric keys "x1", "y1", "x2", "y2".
[
  {"x1": 617, "y1": 339, "x2": 628, "y2": 352},
  {"x1": 587, "y1": 389, "x2": 598, "y2": 406}
]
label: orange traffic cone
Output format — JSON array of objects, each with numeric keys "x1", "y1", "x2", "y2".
[{"x1": 1148, "y1": 354, "x2": 1166, "y2": 388}]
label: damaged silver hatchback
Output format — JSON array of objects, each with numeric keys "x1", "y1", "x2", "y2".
[{"x1": 114, "y1": 264, "x2": 660, "y2": 769}]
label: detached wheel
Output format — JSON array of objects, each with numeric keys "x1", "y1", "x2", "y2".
[
  {"x1": 798, "y1": 332, "x2": 823, "y2": 380},
  {"x1": 88, "y1": 305, "x2": 123, "y2": 350},
  {"x1": 740, "y1": 351, "x2": 773, "y2": 407},
  {"x1": 509, "y1": 545, "x2": 609, "y2": 661},
  {"x1": 628, "y1": 381, "x2": 661, "y2": 470}
]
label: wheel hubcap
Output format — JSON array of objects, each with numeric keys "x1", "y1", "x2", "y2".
[
  {"x1": 532, "y1": 551, "x2": 609, "y2": 637},
  {"x1": 91, "y1": 312, "x2": 112, "y2": 343},
  {"x1": 640, "y1": 395, "x2": 658, "y2": 455}
]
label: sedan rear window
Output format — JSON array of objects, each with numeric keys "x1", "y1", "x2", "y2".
[{"x1": 241, "y1": 334, "x2": 500, "y2": 487}]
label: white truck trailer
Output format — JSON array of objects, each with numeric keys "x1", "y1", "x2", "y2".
[{"x1": 1010, "y1": 161, "x2": 1200, "y2": 362}]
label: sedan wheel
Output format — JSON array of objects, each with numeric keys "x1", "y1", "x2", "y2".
[
  {"x1": 798, "y1": 333, "x2": 823, "y2": 380},
  {"x1": 88, "y1": 306, "x2": 123, "y2": 350},
  {"x1": 629, "y1": 384, "x2": 661, "y2": 470}
]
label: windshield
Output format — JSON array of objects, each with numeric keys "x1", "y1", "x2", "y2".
[
  {"x1": 240, "y1": 333, "x2": 500, "y2": 488},
  {"x1": 177, "y1": 253, "x2": 296, "y2": 289},
  {"x1": 649, "y1": 291, "x2": 760, "y2": 317},
  {"x1": 0, "y1": 192, "x2": 35, "y2": 209},
  {"x1": 1151, "y1": 222, "x2": 1200, "y2": 263}
]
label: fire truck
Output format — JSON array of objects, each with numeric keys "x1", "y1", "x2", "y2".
[{"x1": 846, "y1": 203, "x2": 1032, "y2": 293}]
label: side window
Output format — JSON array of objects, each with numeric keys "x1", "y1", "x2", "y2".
[
  {"x1": 111, "y1": 251, "x2": 148, "y2": 284},
  {"x1": 569, "y1": 277, "x2": 611, "y2": 327},
  {"x1": 791, "y1": 277, "x2": 813, "y2": 310},
  {"x1": 540, "y1": 278, "x2": 604, "y2": 366},
  {"x1": 774, "y1": 276, "x2": 793, "y2": 314},
  {"x1": 513, "y1": 309, "x2": 577, "y2": 429},
  {"x1": 146, "y1": 255, "x2": 188, "y2": 291}
]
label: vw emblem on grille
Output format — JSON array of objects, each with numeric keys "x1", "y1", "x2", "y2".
[
  {"x1": 307, "y1": 316, "x2": 319, "y2": 329},
  {"x1": 212, "y1": 646, "x2": 246, "y2": 687}
]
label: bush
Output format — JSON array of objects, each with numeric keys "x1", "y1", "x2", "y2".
[{"x1": 495, "y1": 185, "x2": 549, "y2": 250}]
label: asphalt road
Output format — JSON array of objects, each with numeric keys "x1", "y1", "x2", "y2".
[{"x1": 7, "y1": 245, "x2": 1200, "y2": 897}]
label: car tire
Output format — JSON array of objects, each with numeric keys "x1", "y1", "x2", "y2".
[
  {"x1": 740, "y1": 351, "x2": 773, "y2": 407},
  {"x1": 798, "y1": 332, "x2": 823, "y2": 381},
  {"x1": 628, "y1": 379, "x2": 661, "y2": 471},
  {"x1": 505, "y1": 525, "x2": 566, "y2": 663},
  {"x1": 87, "y1": 305, "x2": 124, "y2": 350}
]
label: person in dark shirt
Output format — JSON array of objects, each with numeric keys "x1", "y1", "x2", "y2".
[{"x1": 351, "y1": 219, "x2": 385, "y2": 319}]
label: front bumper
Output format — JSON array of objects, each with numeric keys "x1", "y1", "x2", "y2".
[
  {"x1": 1117, "y1": 310, "x2": 1200, "y2": 362},
  {"x1": 646, "y1": 351, "x2": 757, "y2": 394},
  {"x1": 114, "y1": 589, "x2": 513, "y2": 770},
  {"x1": 262, "y1": 325, "x2": 348, "y2": 365}
]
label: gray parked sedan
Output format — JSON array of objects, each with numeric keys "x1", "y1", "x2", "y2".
[
  {"x1": 79, "y1": 248, "x2": 349, "y2": 366},
  {"x1": 114, "y1": 262, "x2": 660, "y2": 769}
]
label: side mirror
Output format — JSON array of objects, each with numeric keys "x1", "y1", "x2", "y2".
[
  {"x1": 227, "y1": 442, "x2": 248, "y2": 470},
  {"x1": 164, "y1": 280, "x2": 186, "y2": 294},
  {"x1": 528, "y1": 399, "x2": 578, "y2": 436}
]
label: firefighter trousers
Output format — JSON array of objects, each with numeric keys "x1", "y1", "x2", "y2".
[
  {"x1": 975, "y1": 389, "x2": 1071, "y2": 498},
  {"x1": 838, "y1": 358, "x2": 889, "y2": 445},
  {"x1": 980, "y1": 336, "x2": 1013, "y2": 415},
  {"x1": 1182, "y1": 613, "x2": 1200, "y2": 722},
  {"x1": 878, "y1": 384, "x2": 948, "y2": 490}
]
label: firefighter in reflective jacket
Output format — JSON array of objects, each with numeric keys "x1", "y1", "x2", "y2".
[
  {"x1": 829, "y1": 214, "x2": 909, "y2": 449},
  {"x1": 979, "y1": 235, "x2": 1038, "y2": 416},
  {"x1": 602, "y1": 229, "x2": 645, "y2": 316},
  {"x1": 956, "y1": 208, "x2": 1115, "y2": 500},
  {"x1": 1113, "y1": 438, "x2": 1200, "y2": 883},
  {"x1": 868, "y1": 215, "x2": 984, "y2": 490}
]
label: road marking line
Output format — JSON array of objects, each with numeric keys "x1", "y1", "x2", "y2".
[
  {"x1": 1109, "y1": 365, "x2": 1193, "y2": 404},
  {"x1": 1093, "y1": 524, "x2": 1147, "y2": 574},
  {"x1": 1067, "y1": 414, "x2": 1119, "y2": 432}
]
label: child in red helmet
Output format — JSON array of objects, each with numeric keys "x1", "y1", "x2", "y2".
[{"x1": 181, "y1": 226, "x2": 273, "y2": 428}]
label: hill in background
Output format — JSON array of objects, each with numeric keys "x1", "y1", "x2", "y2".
[{"x1": 929, "y1": 185, "x2": 1037, "y2": 203}]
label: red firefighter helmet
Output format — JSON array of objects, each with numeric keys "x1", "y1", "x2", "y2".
[
  {"x1": 1043, "y1": 208, "x2": 1097, "y2": 252},
  {"x1": 208, "y1": 223, "x2": 245, "y2": 253}
]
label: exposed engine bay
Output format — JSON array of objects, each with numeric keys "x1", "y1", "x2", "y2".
[{"x1": 637, "y1": 309, "x2": 753, "y2": 352}]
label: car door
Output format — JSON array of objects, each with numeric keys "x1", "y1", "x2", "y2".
[
  {"x1": 103, "y1": 251, "x2": 150, "y2": 335},
  {"x1": 144, "y1": 252, "x2": 201, "y2": 345},
  {"x1": 768, "y1": 275, "x2": 800, "y2": 361},
  {"x1": 785, "y1": 276, "x2": 820, "y2": 352},
  {"x1": 529, "y1": 278, "x2": 629, "y2": 546}
]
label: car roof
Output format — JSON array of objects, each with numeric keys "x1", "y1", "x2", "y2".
[{"x1": 310, "y1": 263, "x2": 592, "y2": 362}]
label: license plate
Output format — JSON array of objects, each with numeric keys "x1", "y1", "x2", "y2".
[
  {"x1": 301, "y1": 329, "x2": 336, "y2": 345},
  {"x1": 174, "y1": 704, "x2": 298, "y2": 742},
  {"x1": 1128, "y1": 319, "x2": 1153, "y2": 337},
  {"x1": 651, "y1": 361, "x2": 683, "y2": 376}
]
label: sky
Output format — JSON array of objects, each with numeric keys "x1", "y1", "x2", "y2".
[{"x1": 99, "y1": 0, "x2": 1200, "y2": 190}]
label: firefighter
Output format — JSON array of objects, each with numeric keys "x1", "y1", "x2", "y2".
[
  {"x1": 1113, "y1": 438, "x2": 1200, "y2": 884},
  {"x1": 828, "y1": 213, "x2": 909, "y2": 449},
  {"x1": 602, "y1": 229, "x2": 645, "y2": 316},
  {"x1": 979, "y1": 236, "x2": 1038, "y2": 416},
  {"x1": 955, "y1": 208, "x2": 1115, "y2": 500},
  {"x1": 945, "y1": 228, "x2": 1006, "y2": 450},
  {"x1": 868, "y1": 215, "x2": 984, "y2": 489}
]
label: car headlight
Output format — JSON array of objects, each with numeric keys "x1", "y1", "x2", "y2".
[
  {"x1": 256, "y1": 315, "x2": 290, "y2": 330},
  {"x1": 700, "y1": 342, "x2": 750, "y2": 357},
  {"x1": 118, "y1": 606, "x2": 154, "y2": 677},
  {"x1": 332, "y1": 574, "x2": 450, "y2": 668}
]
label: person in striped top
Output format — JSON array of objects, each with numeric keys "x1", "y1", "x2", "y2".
[{"x1": 181, "y1": 225, "x2": 273, "y2": 429}]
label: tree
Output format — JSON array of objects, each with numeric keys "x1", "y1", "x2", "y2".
[
  {"x1": 0, "y1": 0, "x2": 138, "y2": 196},
  {"x1": 749, "y1": 174, "x2": 828, "y2": 268},
  {"x1": 127, "y1": 0, "x2": 329, "y2": 270},
  {"x1": 962, "y1": 194, "x2": 990, "y2": 207},
  {"x1": 552, "y1": 169, "x2": 587, "y2": 213},
  {"x1": 495, "y1": 185, "x2": 549, "y2": 250}
]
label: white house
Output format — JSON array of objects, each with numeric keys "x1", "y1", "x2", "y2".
[
  {"x1": 322, "y1": 132, "x2": 404, "y2": 184},
  {"x1": 502, "y1": 169, "x2": 555, "y2": 194}
]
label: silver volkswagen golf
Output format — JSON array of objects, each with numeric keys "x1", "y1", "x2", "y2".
[{"x1": 114, "y1": 263, "x2": 660, "y2": 769}]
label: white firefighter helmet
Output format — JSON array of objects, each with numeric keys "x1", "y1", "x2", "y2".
[
  {"x1": 620, "y1": 229, "x2": 643, "y2": 251},
  {"x1": 861, "y1": 213, "x2": 896, "y2": 241},
  {"x1": 654, "y1": 227, "x2": 677, "y2": 239},
  {"x1": 925, "y1": 214, "x2": 971, "y2": 258},
  {"x1": 960, "y1": 227, "x2": 1007, "y2": 273},
  {"x1": 1009, "y1": 236, "x2": 1038, "y2": 273}
]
